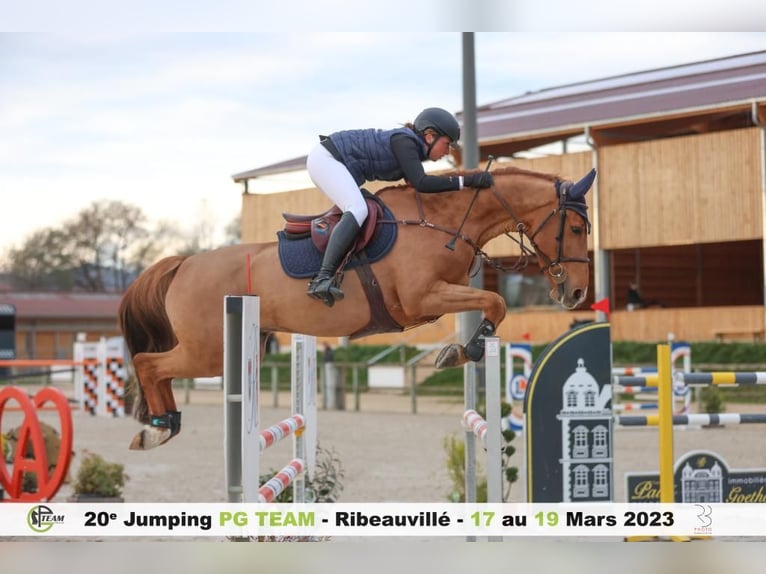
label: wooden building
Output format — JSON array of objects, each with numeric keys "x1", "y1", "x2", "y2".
[
  {"x1": 233, "y1": 51, "x2": 766, "y2": 345},
  {"x1": 0, "y1": 292, "x2": 121, "y2": 359}
]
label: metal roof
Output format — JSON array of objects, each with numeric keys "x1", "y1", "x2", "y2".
[
  {"x1": 0, "y1": 292, "x2": 121, "y2": 320},
  {"x1": 232, "y1": 155, "x2": 308, "y2": 183},
  {"x1": 471, "y1": 50, "x2": 766, "y2": 142},
  {"x1": 233, "y1": 50, "x2": 766, "y2": 181}
]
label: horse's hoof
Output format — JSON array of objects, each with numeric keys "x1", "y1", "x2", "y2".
[
  {"x1": 435, "y1": 344, "x2": 468, "y2": 369},
  {"x1": 129, "y1": 426, "x2": 172, "y2": 450}
]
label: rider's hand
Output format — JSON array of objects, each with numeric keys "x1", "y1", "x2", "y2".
[{"x1": 463, "y1": 172, "x2": 494, "y2": 189}]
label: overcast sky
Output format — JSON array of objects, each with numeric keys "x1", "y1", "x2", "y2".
[{"x1": 2, "y1": 32, "x2": 766, "y2": 255}]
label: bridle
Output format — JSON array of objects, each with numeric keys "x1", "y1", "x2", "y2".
[
  {"x1": 489, "y1": 179, "x2": 591, "y2": 284},
  {"x1": 395, "y1": 174, "x2": 591, "y2": 283}
]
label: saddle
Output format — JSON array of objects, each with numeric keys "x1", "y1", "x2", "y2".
[
  {"x1": 281, "y1": 190, "x2": 386, "y2": 255},
  {"x1": 277, "y1": 190, "x2": 401, "y2": 339}
]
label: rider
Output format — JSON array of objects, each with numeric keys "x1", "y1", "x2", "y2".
[{"x1": 305, "y1": 107, "x2": 494, "y2": 307}]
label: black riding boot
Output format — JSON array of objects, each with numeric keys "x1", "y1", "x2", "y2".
[{"x1": 307, "y1": 211, "x2": 361, "y2": 307}]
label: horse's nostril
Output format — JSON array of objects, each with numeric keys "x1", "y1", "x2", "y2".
[{"x1": 573, "y1": 289, "x2": 583, "y2": 301}]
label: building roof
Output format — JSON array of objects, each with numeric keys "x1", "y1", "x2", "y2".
[
  {"x1": 470, "y1": 50, "x2": 766, "y2": 155},
  {"x1": 233, "y1": 50, "x2": 766, "y2": 181},
  {"x1": 232, "y1": 156, "x2": 308, "y2": 183},
  {"x1": 0, "y1": 292, "x2": 122, "y2": 320}
]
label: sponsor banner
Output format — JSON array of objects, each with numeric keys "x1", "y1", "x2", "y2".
[{"x1": 1, "y1": 502, "x2": 765, "y2": 538}]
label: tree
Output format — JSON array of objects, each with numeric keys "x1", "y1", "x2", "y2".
[
  {"x1": 3, "y1": 200, "x2": 184, "y2": 292},
  {"x1": 61, "y1": 200, "x2": 156, "y2": 292},
  {"x1": 224, "y1": 215, "x2": 241, "y2": 245},
  {"x1": 2, "y1": 198, "x2": 229, "y2": 292},
  {"x1": 4, "y1": 228, "x2": 76, "y2": 290}
]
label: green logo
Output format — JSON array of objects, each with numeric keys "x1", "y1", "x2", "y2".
[{"x1": 27, "y1": 505, "x2": 64, "y2": 533}]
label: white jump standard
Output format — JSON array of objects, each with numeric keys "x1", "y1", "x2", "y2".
[{"x1": 223, "y1": 295, "x2": 317, "y2": 504}]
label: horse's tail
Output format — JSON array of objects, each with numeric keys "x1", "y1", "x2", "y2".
[{"x1": 118, "y1": 255, "x2": 187, "y2": 423}]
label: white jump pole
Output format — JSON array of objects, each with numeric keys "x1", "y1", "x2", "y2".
[
  {"x1": 224, "y1": 295, "x2": 317, "y2": 504},
  {"x1": 223, "y1": 295, "x2": 261, "y2": 502}
]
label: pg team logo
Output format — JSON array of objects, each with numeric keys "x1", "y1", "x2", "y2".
[{"x1": 27, "y1": 505, "x2": 65, "y2": 533}]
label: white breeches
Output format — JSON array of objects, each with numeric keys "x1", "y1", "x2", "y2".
[{"x1": 306, "y1": 143, "x2": 368, "y2": 226}]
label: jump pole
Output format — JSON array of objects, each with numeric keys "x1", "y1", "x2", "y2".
[
  {"x1": 657, "y1": 344, "x2": 674, "y2": 504},
  {"x1": 223, "y1": 295, "x2": 316, "y2": 503},
  {"x1": 462, "y1": 336, "x2": 502, "y2": 542},
  {"x1": 463, "y1": 336, "x2": 502, "y2": 505}
]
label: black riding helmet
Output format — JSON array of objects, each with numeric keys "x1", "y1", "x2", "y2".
[{"x1": 413, "y1": 107, "x2": 461, "y2": 143}]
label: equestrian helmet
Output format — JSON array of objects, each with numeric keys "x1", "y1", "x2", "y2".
[{"x1": 414, "y1": 107, "x2": 461, "y2": 142}]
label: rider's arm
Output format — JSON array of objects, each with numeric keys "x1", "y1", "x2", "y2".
[{"x1": 390, "y1": 134, "x2": 462, "y2": 193}]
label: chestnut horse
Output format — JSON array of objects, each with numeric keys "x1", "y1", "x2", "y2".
[{"x1": 119, "y1": 166, "x2": 595, "y2": 450}]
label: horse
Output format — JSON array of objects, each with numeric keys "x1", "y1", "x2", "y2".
[{"x1": 119, "y1": 165, "x2": 596, "y2": 450}]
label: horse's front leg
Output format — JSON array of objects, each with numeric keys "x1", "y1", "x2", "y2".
[{"x1": 408, "y1": 282, "x2": 506, "y2": 369}]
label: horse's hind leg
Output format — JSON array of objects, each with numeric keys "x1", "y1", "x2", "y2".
[{"x1": 129, "y1": 348, "x2": 184, "y2": 450}]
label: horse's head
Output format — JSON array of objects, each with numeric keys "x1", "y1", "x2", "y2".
[
  {"x1": 528, "y1": 169, "x2": 594, "y2": 309},
  {"x1": 489, "y1": 167, "x2": 595, "y2": 310}
]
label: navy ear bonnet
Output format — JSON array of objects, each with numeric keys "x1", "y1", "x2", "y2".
[{"x1": 556, "y1": 168, "x2": 596, "y2": 230}]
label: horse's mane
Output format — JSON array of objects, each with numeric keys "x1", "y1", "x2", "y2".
[{"x1": 375, "y1": 165, "x2": 559, "y2": 196}]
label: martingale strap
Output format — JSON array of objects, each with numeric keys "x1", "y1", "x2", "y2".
[{"x1": 349, "y1": 249, "x2": 404, "y2": 339}]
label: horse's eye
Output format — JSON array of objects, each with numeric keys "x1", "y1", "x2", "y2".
[{"x1": 570, "y1": 225, "x2": 584, "y2": 235}]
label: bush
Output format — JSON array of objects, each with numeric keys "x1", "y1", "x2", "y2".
[
  {"x1": 72, "y1": 452, "x2": 126, "y2": 497},
  {"x1": 701, "y1": 386, "x2": 725, "y2": 414}
]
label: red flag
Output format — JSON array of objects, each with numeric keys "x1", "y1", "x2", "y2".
[{"x1": 590, "y1": 297, "x2": 610, "y2": 317}]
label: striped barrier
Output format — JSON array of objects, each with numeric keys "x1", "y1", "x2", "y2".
[
  {"x1": 613, "y1": 385, "x2": 656, "y2": 394},
  {"x1": 612, "y1": 341, "x2": 692, "y2": 416},
  {"x1": 624, "y1": 345, "x2": 766, "y2": 509},
  {"x1": 258, "y1": 459, "x2": 306, "y2": 503},
  {"x1": 73, "y1": 337, "x2": 129, "y2": 417},
  {"x1": 612, "y1": 367, "x2": 655, "y2": 376},
  {"x1": 259, "y1": 414, "x2": 306, "y2": 451},
  {"x1": 223, "y1": 296, "x2": 317, "y2": 504},
  {"x1": 613, "y1": 402, "x2": 658, "y2": 412},
  {"x1": 0, "y1": 338, "x2": 129, "y2": 417},
  {"x1": 463, "y1": 409, "x2": 488, "y2": 446},
  {"x1": 675, "y1": 372, "x2": 766, "y2": 386},
  {"x1": 618, "y1": 413, "x2": 766, "y2": 426}
]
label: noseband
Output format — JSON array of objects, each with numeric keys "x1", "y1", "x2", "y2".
[{"x1": 490, "y1": 179, "x2": 591, "y2": 284}]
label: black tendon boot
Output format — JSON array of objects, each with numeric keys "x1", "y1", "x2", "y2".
[{"x1": 307, "y1": 211, "x2": 361, "y2": 307}]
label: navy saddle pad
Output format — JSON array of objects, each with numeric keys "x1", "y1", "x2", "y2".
[{"x1": 277, "y1": 206, "x2": 398, "y2": 279}]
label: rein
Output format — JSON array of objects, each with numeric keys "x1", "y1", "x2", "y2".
[{"x1": 390, "y1": 175, "x2": 590, "y2": 282}]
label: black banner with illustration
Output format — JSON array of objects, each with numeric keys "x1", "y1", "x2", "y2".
[{"x1": 525, "y1": 322, "x2": 613, "y2": 502}]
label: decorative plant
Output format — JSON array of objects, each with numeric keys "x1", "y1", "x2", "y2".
[
  {"x1": 261, "y1": 443, "x2": 344, "y2": 503},
  {"x1": 247, "y1": 443, "x2": 344, "y2": 542},
  {"x1": 701, "y1": 386, "x2": 725, "y2": 415},
  {"x1": 3, "y1": 422, "x2": 71, "y2": 493},
  {"x1": 1, "y1": 432, "x2": 8, "y2": 462},
  {"x1": 72, "y1": 451, "x2": 126, "y2": 498}
]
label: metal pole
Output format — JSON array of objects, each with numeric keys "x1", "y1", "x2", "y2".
[
  {"x1": 585, "y1": 126, "x2": 609, "y2": 321},
  {"x1": 484, "y1": 337, "x2": 503, "y2": 542},
  {"x1": 657, "y1": 344, "x2": 674, "y2": 503},
  {"x1": 459, "y1": 32, "x2": 486, "y2": 454}
]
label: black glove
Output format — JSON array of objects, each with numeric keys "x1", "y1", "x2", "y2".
[{"x1": 463, "y1": 172, "x2": 494, "y2": 189}]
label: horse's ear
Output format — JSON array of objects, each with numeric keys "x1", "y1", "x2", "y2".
[{"x1": 570, "y1": 168, "x2": 597, "y2": 199}]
